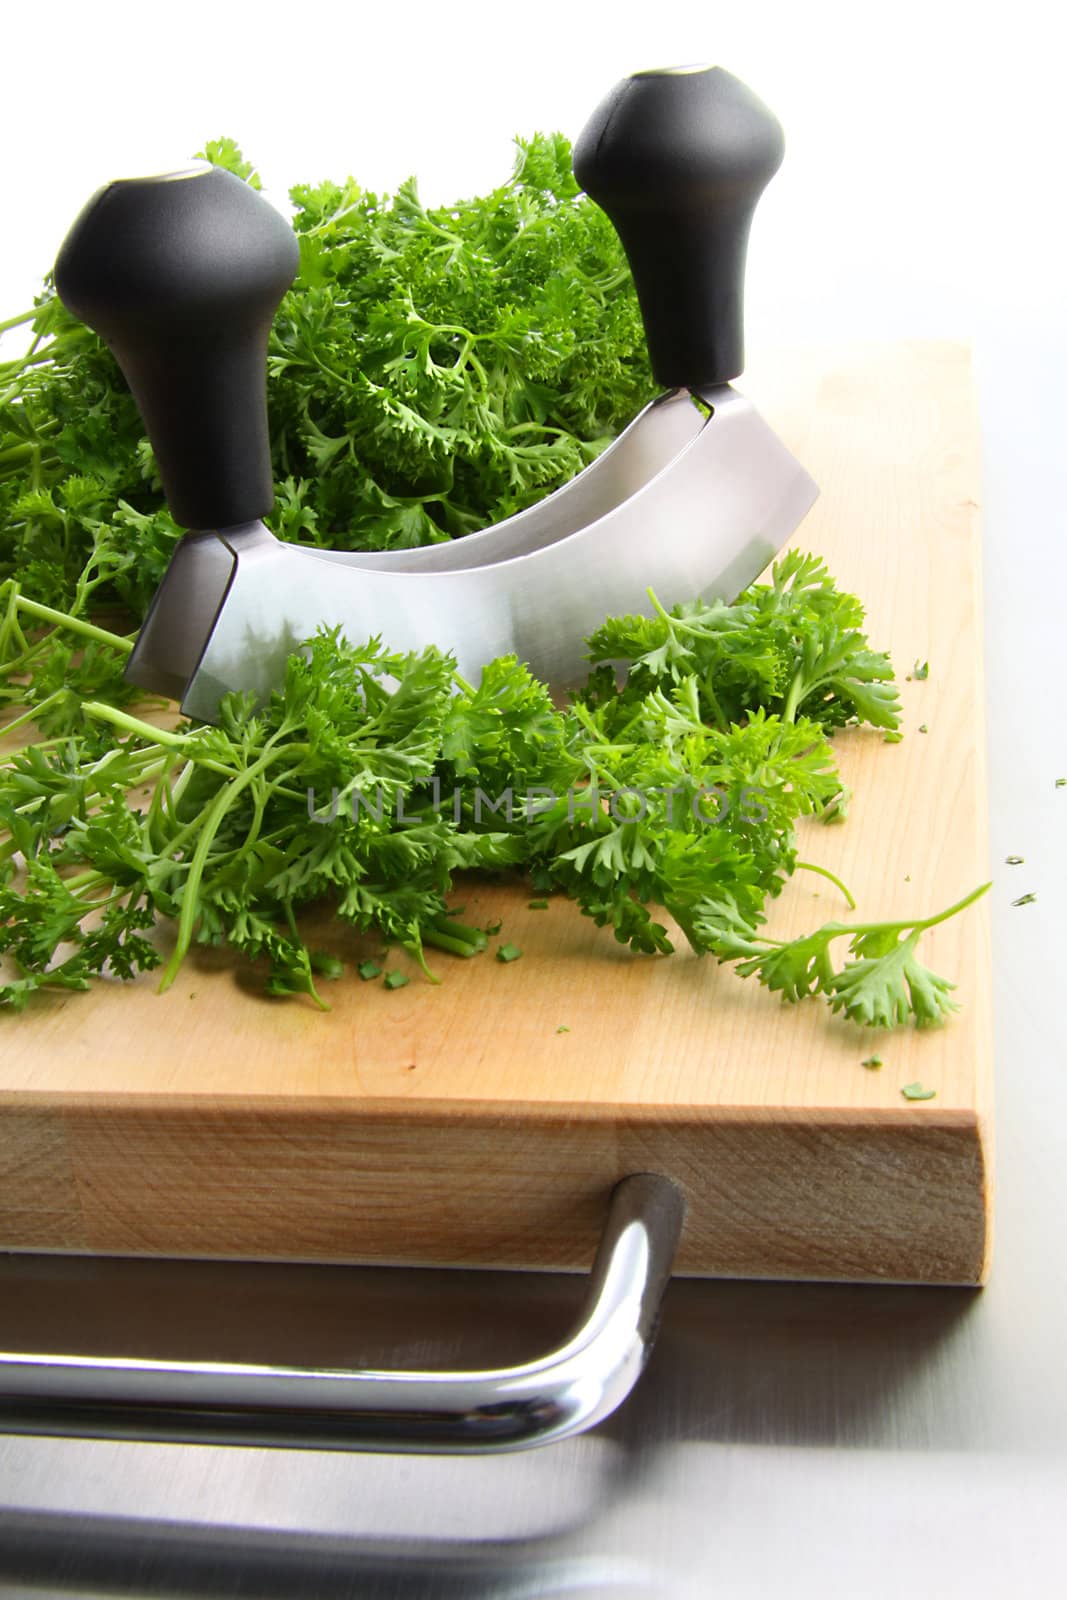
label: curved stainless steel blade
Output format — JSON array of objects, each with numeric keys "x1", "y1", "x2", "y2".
[
  {"x1": 126, "y1": 389, "x2": 704, "y2": 703},
  {"x1": 131, "y1": 388, "x2": 816, "y2": 721},
  {"x1": 317, "y1": 387, "x2": 707, "y2": 573}
]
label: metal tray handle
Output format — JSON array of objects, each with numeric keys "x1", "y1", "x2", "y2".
[{"x1": 0, "y1": 1174, "x2": 684, "y2": 1454}]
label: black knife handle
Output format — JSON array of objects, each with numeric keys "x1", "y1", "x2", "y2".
[
  {"x1": 573, "y1": 65, "x2": 784, "y2": 390},
  {"x1": 54, "y1": 166, "x2": 299, "y2": 530}
]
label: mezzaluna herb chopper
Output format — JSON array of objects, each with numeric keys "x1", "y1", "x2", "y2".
[{"x1": 53, "y1": 65, "x2": 817, "y2": 722}]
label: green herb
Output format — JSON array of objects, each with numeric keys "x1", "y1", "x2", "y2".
[
  {"x1": 483, "y1": 918, "x2": 503, "y2": 936},
  {"x1": 383, "y1": 971, "x2": 411, "y2": 991},
  {"x1": 1012, "y1": 893, "x2": 1037, "y2": 907},
  {"x1": 862, "y1": 1054, "x2": 883, "y2": 1069},
  {"x1": 698, "y1": 883, "x2": 990, "y2": 1029},
  {"x1": 556, "y1": 1024, "x2": 570, "y2": 1033},
  {"x1": 913, "y1": 660, "x2": 929, "y2": 680},
  {"x1": 1005, "y1": 856, "x2": 1024, "y2": 866},
  {"x1": 581, "y1": 553, "x2": 901, "y2": 737},
  {"x1": 1057, "y1": 779, "x2": 1066, "y2": 789},
  {"x1": 496, "y1": 943, "x2": 523, "y2": 964},
  {"x1": 528, "y1": 899, "x2": 549, "y2": 910},
  {"x1": 883, "y1": 731, "x2": 903, "y2": 744},
  {"x1": 1, "y1": 136, "x2": 651, "y2": 621},
  {"x1": 901, "y1": 1082, "x2": 936, "y2": 1101},
  {"x1": 357, "y1": 960, "x2": 381, "y2": 981},
  {"x1": 918, "y1": 724, "x2": 928, "y2": 734}
]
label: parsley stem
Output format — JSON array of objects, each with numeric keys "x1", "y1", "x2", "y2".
[
  {"x1": 795, "y1": 860, "x2": 856, "y2": 910},
  {"x1": 418, "y1": 925, "x2": 477, "y2": 957},
  {"x1": 0, "y1": 351, "x2": 56, "y2": 400},
  {"x1": 62, "y1": 869, "x2": 109, "y2": 894},
  {"x1": 81, "y1": 703, "x2": 239, "y2": 783},
  {"x1": 696, "y1": 673, "x2": 729, "y2": 733},
  {"x1": 401, "y1": 930, "x2": 440, "y2": 984},
  {"x1": 809, "y1": 881, "x2": 992, "y2": 944},
  {"x1": 422, "y1": 919, "x2": 487, "y2": 957},
  {"x1": 281, "y1": 900, "x2": 331, "y2": 1012},
  {"x1": 15, "y1": 600, "x2": 134, "y2": 655},
  {"x1": 82, "y1": 702, "x2": 188, "y2": 746},
  {"x1": 158, "y1": 741, "x2": 307, "y2": 991},
  {"x1": 0, "y1": 443, "x2": 37, "y2": 469},
  {"x1": 0, "y1": 343, "x2": 49, "y2": 373},
  {"x1": 0, "y1": 638, "x2": 50, "y2": 682},
  {"x1": 0, "y1": 691, "x2": 67, "y2": 739},
  {"x1": 0, "y1": 579, "x2": 22, "y2": 653},
  {"x1": 0, "y1": 309, "x2": 37, "y2": 337},
  {"x1": 145, "y1": 752, "x2": 188, "y2": 845},
  {"x1": 230, "y1": 771, "x2": 271, "y2": 865},
  {"x1": 782, "y1": 675, "x2": 805, "y2": 724},
  {"x1": 910, "y1": 880, "x2": 992, "y2": 931},
  {"x1": 0, "y1": 580, "x2": 48, "y2": 672}
]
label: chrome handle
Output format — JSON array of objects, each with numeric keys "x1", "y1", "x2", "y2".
[{"x1": 0, "y1": 1174, "x2": 683, "y2": 1453}]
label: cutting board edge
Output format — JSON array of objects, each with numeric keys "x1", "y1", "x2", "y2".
[
  {"x1": 0, "y1": 1087, "x2": 991, "y2": 1126},
  {"x1": 0, "y1": 1093, "x2": 990, "y2": 1286}
]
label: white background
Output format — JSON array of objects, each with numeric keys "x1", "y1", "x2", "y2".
[
  {"x1": 0, "y1": 0, "x2": 1063, "y2": 343},
  {"x1": 1, "y1": 4, "x2": 1065, "y2": 1593}
]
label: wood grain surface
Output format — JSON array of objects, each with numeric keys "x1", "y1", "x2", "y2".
[{"x1": 0, "y1": 341, "x2": 993, "y2": 1283}]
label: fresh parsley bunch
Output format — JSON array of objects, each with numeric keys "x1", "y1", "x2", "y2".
[{"x1": 0, "y1": 134, "x2": 652, "y2": 619}]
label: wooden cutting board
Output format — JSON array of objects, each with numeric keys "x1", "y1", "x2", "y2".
[{"x1": 0, "y1": 342, "x2": 993, "y2": 1284}]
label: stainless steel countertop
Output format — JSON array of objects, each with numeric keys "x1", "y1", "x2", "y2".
[{"x1": 2, "y1": 320, "x2": 1065, "y2": 1600}]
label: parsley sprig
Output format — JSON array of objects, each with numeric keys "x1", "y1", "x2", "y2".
[{"x1": 696, "y1": 885, "x2": 987, "y2": 1028}]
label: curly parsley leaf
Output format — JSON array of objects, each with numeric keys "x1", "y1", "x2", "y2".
[{"x1": 582, "y1": 554, "x2": 900, "y2": 738}]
